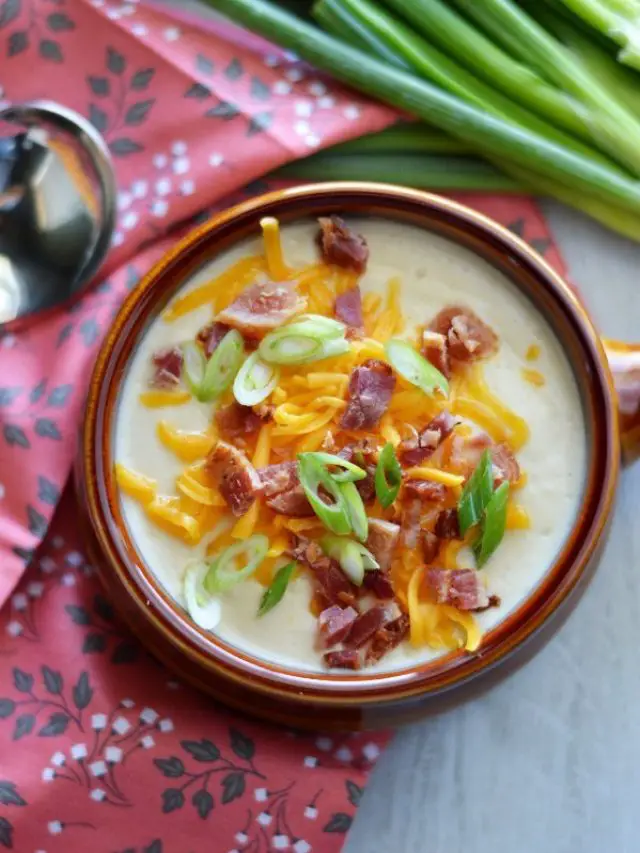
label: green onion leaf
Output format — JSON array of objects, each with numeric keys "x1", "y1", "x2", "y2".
[
  {"x1": 181, "y1": 341, "x2": 206, "y2": 399},
  {"x1": 385, "y1": 339, "x2": 449, "y2": 398},
  {"x1": 199, "y1": 329, "x2": 245, "y2": 402},
  {"x1": 297, "y1": 453, "x2": 352, "y2": 534},
  {"x1": 258, "y1": 561, "x2": 296, "y2": 616},
  {"x1": 374, "y1": 442, "x2": 402, "y2": 508},
  {"x1": 473, "y1": 481, "x2": 510, "y2": 568},
  {"x1": 303, "y1": 451, "x2": 366, "y2": 482},
  {"x1": 457, "y1": 449, "x2": 494, "y2": 535},
  {"x1": 183, "y1": 560, "x2": 222, "y2": 630},
  {"x1": 204, "y1": 534, "x2": 269, "y2": 593},
  {"x1": 259, "y1": 318, "x2": 349, "y2": 365},
  {"x1": 233, "y1": 351, "x2": 280, "y2": 407},
  {"x1": 340, "y1": 480, "x2": 368, "y2": 542}
]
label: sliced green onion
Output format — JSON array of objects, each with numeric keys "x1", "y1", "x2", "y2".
[
  {"x1": 374, "y1": 442, "x2": 402, "y2": 508},
  {"x1": 199, "y1": 329, "x2": 244, "y2": 402},
  {"x1": 204, "y1": 534, "x2": 269, "y2": 593},
  {"x1": 181, "y1": 341, "x2": 206, "y2": 398},
  {"x1": 385, "y1": 339, "x2": 449, "y2": 398},
  {"x1": 320, "y1": 535, "x2": 365, "y2": 585},
  {"x1": 473, "y1": 481, "x2": 510, "y2": 568},
  {"x1": 297, "y1": 454, "x2": 351, "y2": 534},
  {"x1": 457, "y1": 449, "x2": 494, "y2": 535},
  {"x1": 340, "y1": 480, "x2": 368, "y2": 542},
  {"x1": 302, "y1": 451, "x2": 366, "y2": 482},
  {"x1": 296, "y1": 314, "x2": 346, "y2": 337},
  {"x1": 258, "y1": 561, "x2": 296, "y2": 616},
  {"x1": 233, "y1": 351, "x2": 280, "y2": 407},
  {"x1": 259, "y1": 318, "x2": 348, "y2": 365},
  {"x1": 183, "y1": 560, "x2": 222, "y2": 630}
]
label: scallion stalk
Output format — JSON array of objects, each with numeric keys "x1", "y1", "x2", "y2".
[
  {"x1": 258, "y1": 561, "x2": 296, "y2": 616},
  {"x1": 322, "y1": 123, "x2": 471, "y2": 156},
  {"x1": 385, "y1": 339, "x2": 449, "y2": 397},
  {"x1": 473, "y1": 481, "x2": 510, "y2": 567},
  {"x1": 205, "y1": 0, "x2": 640, "y2": 215},
  {"x1": 297, "y1": 454, "x2": 352, "y2": 534},
  {"x1": 550, "y1": 0, "x2": 640, "y2": 70}
]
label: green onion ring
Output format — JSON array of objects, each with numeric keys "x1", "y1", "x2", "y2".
[
  {"x1": 199, "y1": 329, "x2": 245, "y2": 402},
  {"x1": 385, "y1": 338, "x2": 449, "y2": 398},
  {"x1": 233, "y1": 351, "x2": 280, "y2": 406},
  {"x1": 340, "y1": 480, "x2": 369, "y2": 542},
  {"x1": 300, "y1": 451, "x2": 366, "y2": 483},
  {"x1": 374, "y1": 442, "x2": 403, "y2": 508},
  {"x1": 458, "y1": 449, "x2": 494, "y2": 535},
  {"x1": 297, "y1": 454, "x2": 352, "y2": 535},
  {"x1": 204, "y1": 534, "x2": 269, "y2": 593}
]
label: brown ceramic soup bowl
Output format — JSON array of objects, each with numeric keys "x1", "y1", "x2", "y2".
[{"x1": 78, "y1": 182, "x2": 639, "y2": 731}]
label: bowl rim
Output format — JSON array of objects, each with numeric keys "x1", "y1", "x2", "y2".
[{"x1": 82, "y1": 181, "x2": 619, "y2": 706}]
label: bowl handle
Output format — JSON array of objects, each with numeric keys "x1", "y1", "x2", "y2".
[{"x1": 603, "y1": 339, "x2": 640, "y2": 464}]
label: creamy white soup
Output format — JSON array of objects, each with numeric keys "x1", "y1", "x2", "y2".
[{"x1": 115, "y1": 217, "x2": 587, "y2": 674}]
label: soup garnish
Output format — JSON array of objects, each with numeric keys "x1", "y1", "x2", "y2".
[{"x1": 116, "y1": 215, "x2": 536, "y2": 670}]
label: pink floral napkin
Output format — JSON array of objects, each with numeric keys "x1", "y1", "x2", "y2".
[{"x1": 0, "y1": 1, "x2": 567, "y2": 850}]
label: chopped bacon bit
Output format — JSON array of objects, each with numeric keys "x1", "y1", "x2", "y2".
[
  {"x1": 448, "y1": 433, "x2": 520, "y2": 488},
  {"x1": 215, "y1": 402, "x2": 266, "y2": 439},
  {"x1": 362, "y1": 570, "x2": 395, "y2": 599},
  {"x1": 150, "y1": 347, "x2": 183, "y2": 389},
  {"x1": 318, "y1": 216, "x2": 369, "y2": 273},
  {"x1": 403, "y1": 479, "x2": 448, "y2": 503},
  {"x1": 422, "y1": 330, "x2": 451, "y2": 380},
  {"x1": 257, "y1": 461, "x2": 313, "y2": 517},
  {"x1": 196, "y1": 321, "x2": 232, "y2": 357},
  {"x1": 318, "y1": 605, "x2": 358, "y2": 647},
  {"x1": 334, "y1": 285, "x2": 364, "y2": 336},
  {"x1": 400, "y1": 498, "x2": 422, "y2": 549},
  {"x1": 430, "y1": 305, "x2": 498, "y2": 363},
  {"x1": 366, "y1": 613, "x2": 410, "y2": 665},
  {"x1": 324, "y1": 648, "x2": 363, "y2": 670},
  {"x1": 205, "y1": 440, "x2": 262, "y2": 517},
  {"x1": 421, "y1": 530, "x2": 440, "y2": 564},
  {"x1": 217, "y1": 280, "x2": 306, "y2": 337},
  {"x1": 290, "y1": 536, "x2": 357, "y2": 608},
  {"x1": 491, "y1": 442, "x2": 521, "y2": 487},
  {"x1": 346, "y1": 605, "x2": 390, "y2": 649},
  {"x1": 434, "y1": 508, "x2": 461, "y2": 540},
  {"x1": 424, "y1": 568, "x2": 500, "y2": 612},
  {"x1": 340, "y1": 359, "x2": 395, "y2": 431},
  {"x1": 366, "y1": 519, "x2": 400, "y2": 572},
  {"x1": 398, "y1": 410, "x2": 455, "y2": 466}
]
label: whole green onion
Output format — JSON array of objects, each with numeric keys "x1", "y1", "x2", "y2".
[
  {"x1": 550, "y1": 0, "x2": 640, "y2": 70},
  {"x1": 374, "y1": 442, "x2": 402, "y2": 508},
  {"x1": 340, "y1": 480, "x2": 369, "y2": 541},
  {"x1": 199, "y1": 329, "x2": 244, "y2": 402},
  {"x1": 205, "y1": 535, "x2": 269, "y2": 593},
  {"x1": 258, "y1": 561, "x2": 296, "y2": 616},
  {"x1": 233, "y1": 351, "x2": 280, "y2": 407},
  {"x1": 205, "y1": 0, "x2": 640, "y2": 215},
  {"x1": 324, "y1": 123, "x2": 472, "y2": 156},
  {"x1": 473, "y1": 481, "x2": 510, "y2": 567},
  {"x1": 297, "y1": 454, "x2": 352, "y2": 534},
  {"x1": 385, "y1": 339, "x2": 449, "y2": 398},
  {"x1": 457, "y1": 450, "x2": 494, "y2": 535}
]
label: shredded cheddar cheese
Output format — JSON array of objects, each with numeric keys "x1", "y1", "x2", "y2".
[
  {"x1": 139, "y1": 390, "x2": 191, "y2": 408},
  {"x1": 521, "y1": 367, "x2": 546, "y2": 387},
  {"x1": 115, "y1": 463, "x2": 156, "y2": 505},
  {"x1": 261, "y1": 217, "x2": 289, "y2": 280},
  {"x1": 157, "y1": 421, "x2": 215, "y2": 462},
  {"x1": 405, "y1": 468, "x2": 465, "y2": 487},
  {"x1": 506, "y1": 503, "x2": 531, "y2": 530},
  {"x1": 525, "y1": 343, "x2": 541, "y2": 361}
]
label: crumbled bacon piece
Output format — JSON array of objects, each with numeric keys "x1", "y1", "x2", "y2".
[
  {"x1": 318, "y1": 605, "x2": 358, "y2": 647},
  {"x1": 318, "y1": 216, "x2": 369, "y2": 273},
  {"x1": 421, "y1": 530, "x2": 440, "y2": 564},
  {"x1": 334, "y1": 286, "x2": 364, "y2": 336},
  {"x1": 424, "y1": 568, "x2": 500, "y2": 612},
  {"x1": 448, "y1": 434, "x2": 520, "y2": 487},
  {"x1": 366, "y1": 519, "x2": 400, "y2": 572},
  {"x1": 346, "y1": 605, "x2": 390, "y2": 649},
  {"x1": 434, "y1": 508, "x2": 461, "y2": 540},
  {"x1": 340, "y1": 359, "x2": 395, "y2": 431},
  {"x1": 403, "y1": 479, "x2": 448, "y2": 503},
  {"x1": 257, "y1": 461, "x2": 313, "y2": 517},
  {"x1": 215, "y1": 402, "x2": 266, "y2": 439},
  {"x1": 421, "y1": 330, "x2": 451, "y2": 380},
  {"x1": 217, "y1": 280, "x2": 306, "y2": 337},
  {"x1": 398, "y1": 410, "x2": 456, "y2": 466},
  {"x1": 150, "y1": 347, "x2": 183, "y2": 389},
  {"x1": 290, "y1": 536, "x2": 357, "y2": 608},
  {"x1": 324, "y1": 648, "x2": 362, "y2": 670},
  {"x1": 205, "y1": 441, "x2": 262, "y2": 517},
  {"x1": 366, "y1": 613, "x2": 410, "y2": 665},
  {"x1": 400, "y1": 498, "x2": 422, "y2": 549},
  {"x1": 362, "y1": 570, "x2": 395, "y2": 600},
  {"x1": 196, "y1": 321, "x2": 232, "y2": 357},
  {"x1": 430, "y1": 305, "x2": 498, "y2": 363}
]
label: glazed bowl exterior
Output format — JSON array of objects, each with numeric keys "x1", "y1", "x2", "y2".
[{"x1": 78, "y1": 182, "x2": 625, "y2": 730}]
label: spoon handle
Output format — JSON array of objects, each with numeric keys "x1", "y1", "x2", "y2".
[{"x1": 603, "y1": 339, "x2": 640, "y2": 465}]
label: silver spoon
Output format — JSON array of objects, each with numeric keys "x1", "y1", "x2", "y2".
[{"x1": 0, "y1": 100, "x2": 117, "y2": 327}]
